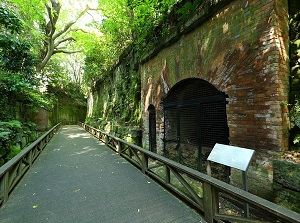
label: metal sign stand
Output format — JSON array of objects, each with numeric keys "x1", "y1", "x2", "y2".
[{"x1": 207, "y1": 143, "x2": 255, "y2": 217}]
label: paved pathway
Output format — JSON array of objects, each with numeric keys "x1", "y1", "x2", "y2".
[{"x1": 0, "y1": 125, "x2": 205, "y2": 223}]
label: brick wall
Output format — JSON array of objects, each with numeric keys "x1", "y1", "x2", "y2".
[{"x1": 140, "y1": 0, "x2": 289, "y2": 199}]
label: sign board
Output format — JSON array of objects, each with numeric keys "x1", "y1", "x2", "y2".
[{"x1": 207, "y1": 143, "x2": 255, "y2": 171}]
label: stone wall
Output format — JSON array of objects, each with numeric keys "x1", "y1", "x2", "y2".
[
  {"x1": 57, "y1": 105, "x2": 86, "y2": 125},
  {"x1": 34, "y1": 108, "x2": 49, "y2": 131},
  {"x1": 86, "y1": 47, "x2": 142, "y2": 143},
  {"x1": 140, "y1": 0, "x2": 289, "y2": 199}
]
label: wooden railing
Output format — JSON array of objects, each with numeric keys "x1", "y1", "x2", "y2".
[
  {"x1": 0, "y1": 123, "x2": 60, "y2": 207},
  {"x1": 80, "y1": 123, "x2": 300, "y2": 223}
]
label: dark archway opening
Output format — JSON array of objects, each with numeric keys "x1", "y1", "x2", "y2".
[
  {"x1": 148, "y1": 104, "x2": 157, "y2": 153},
  {"x1": 163, "y1": 78, "x2": 229, "y2": 172}
]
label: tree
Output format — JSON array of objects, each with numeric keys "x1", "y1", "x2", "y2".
[
  {"x1": 0, "y1": 6, "x2": 51, "y2": 120},
  {"x1": 6, "y1": 0, "x2": 98, "y2": 73},
  {"x1": 36, "y1": 0, "x2": 97, "y2": 73}
]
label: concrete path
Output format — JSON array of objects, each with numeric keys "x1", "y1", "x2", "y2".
[{"x1": 0, "y1": 125, "x2": 205, "y2": 223}]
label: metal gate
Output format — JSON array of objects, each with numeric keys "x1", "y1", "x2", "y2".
[{"x1": 163, "y1": 78, "x2": 229, "y2": 171}]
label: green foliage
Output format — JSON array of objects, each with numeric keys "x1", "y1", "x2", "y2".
[
  {"x1": 0, "y1": 121, "x2": 18, "y2": 161},
  {"x1": 83, "y1": 39, "x2": 111, "y2": 85},
  {"x1": 0, "y1": 6, "x2": 35, "y2": 76},
  {"x1": 0, "y1": 120, "x2": 22, "y2": 131},
  {"x1": 0, "y1": 121, "x2": 22, "y2": 149},
  {"x1": 126, "y1": 0, "x2": 178, "y2": 49},
  {"x1": 290, "y1": 11, "x2": 300, "y2": 99},
  {"x1": 83, "y1": 0, "x2": 179, "y2": 85},
  {"x1": 289, "y1": 1, "x2": 300, "y2": 147},
  {"x1": 176, "y1": 0, "x2": 202, "y2": 21},
  {"x1": 0, "y1": 6, "x2": 23, "y2": 33},
  {"x1": 0, "y1": 6, "x2": 53, "y2": 121},
  {"x1": 290, "y1": 100, "x2": 300, "y2": 145},
  {"x1": 83, "y1": 0, "x2": 207, "y2": 86},
  {"x1": 6, "y1": 0, "x2": 47, "y2": 24},
  {"x1": 0, "y1": 71, "x2": 51, "y2": 116},
  {"x1": 0, "y1": 120, "x2": 39, "y2": 164},
  {"x1": 0, "y1": 35, "x2": 36, "y2": 76},
  {"x1": 47, "y1": 68, "x2": 86, "y2": 107},
  {"x1": 0, "y1": 131, "x2": 11, "y2": 142},
  {"x1": 6, "y1": 145, "x2": 21, "y2": 160}
]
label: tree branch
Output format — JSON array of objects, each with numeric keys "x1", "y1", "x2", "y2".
[
  {"x1": 54, "y1": 37, "x2": 76, "y2": 48},
  {"x1": 45, "y1": 0, "x2": 61, "y2": 37},
  {"x1": 68, "y1": 28, "x2": 89, "y2": 33},
  {"x1": 53, "y1": 49, "x2": 82, "y2": 54},
  {"x1": 53, "y1": 5, "x2": 92, "y2": 40},
  {"x1": 45, "y1": 4, "x2": 54, "y2": 36}
]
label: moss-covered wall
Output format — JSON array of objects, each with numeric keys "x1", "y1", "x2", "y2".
[
  {"x1": 273, "y1": 159, "x2": 300, "y2": 213},
  {"x1": 58, "y1": 105, "x2": 86, "y2": 125},
  {"x1": 86, "y1": 48, "x2": 142, "y2": 144}
]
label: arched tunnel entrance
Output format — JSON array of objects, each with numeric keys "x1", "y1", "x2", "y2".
[{"x1": 162, "y1": 78, "x2": 229, "y2": 171}]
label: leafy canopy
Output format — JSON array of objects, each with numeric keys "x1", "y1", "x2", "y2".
[
  {"x1": 82, "y1": 0, "x2": 179, "y2": 86},
  {"x1": 0, "y1": 6, "x2": 23, "y2": 33}
]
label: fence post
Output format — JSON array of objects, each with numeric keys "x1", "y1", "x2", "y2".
[
  {"x1": 28, "y1": 150, "x2": 33, "y2": 167},
  {"x1": 0, "y1": 172, "x2": 9, "y2": 206},
  {"x1": 142, "y1": 153, "x2": 148, "y2": 174},
  {"x1": 104, "y1": 135, "x2": 108, "y2": 145},
  {"x1": 116, "y1": 141, "x2": 122, "y2": 154},
  {"x1": 203, "y1": 181, "x2": 214, "y2": 223},
  {"x1": 165, "y1": 166, "x2": 170, "y2": 184}
]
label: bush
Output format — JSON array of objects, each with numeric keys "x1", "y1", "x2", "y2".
[{"x1": 0, "y1": 120, "x2": 38, "y2": 165}]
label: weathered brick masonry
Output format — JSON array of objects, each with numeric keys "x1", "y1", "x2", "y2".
[{"x1": 140, "y1": 0, "x2": 289, "y2": 199}]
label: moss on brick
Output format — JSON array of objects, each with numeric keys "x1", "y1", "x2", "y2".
[{"x1": 273, "y1": 159, "x2": 300, "y2": 192}]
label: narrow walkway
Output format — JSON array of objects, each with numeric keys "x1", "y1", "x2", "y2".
[{"x1": 0, "y1": 126, "x2": 204, "y2": 223}]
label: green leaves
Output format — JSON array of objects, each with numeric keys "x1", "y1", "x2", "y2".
[
  {"x1": 0, "y1": 35, "x2": 36, "y2": 75},
  {"x1": 289, "y1": 3, "x2": 300, "y2": 147},
  {"x1": 0, "y1": 131, "x2": 11, "y2": 142},
  {"x1": 83, "y1": 0, "x2": 178, "y2": 86},
  {"x1": 0, "y1": 6, "x2": 49, "y2": 118},
  {"x1": 6, "y1": 145, "x2": 21, "y2": 159},
  {"x1": 0, "y1": 120, "x2": 22, "y2": 130},
  {"x1": 0, "y1": 6, "x2": 23, "y2": 33}
]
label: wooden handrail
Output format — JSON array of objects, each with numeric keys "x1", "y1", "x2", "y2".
[
  {"x1": 0, "y1": 123, "x2": 60, "y2": 207},
  {"x1": 80, "y1": 122, "x2": 300, "y2": 223}
]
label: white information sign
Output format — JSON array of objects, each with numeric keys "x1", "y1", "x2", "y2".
[{"x1": 207, "y1": 143, "x2": 255, "y2": 171}]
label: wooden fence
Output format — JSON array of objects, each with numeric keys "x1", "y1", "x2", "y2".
[
  {"x1": 80, "y1": 123, "x2": 300, "y2": 223},
  {"x1": 0, "y1": 123, "x2": 60, "y2": 207}
]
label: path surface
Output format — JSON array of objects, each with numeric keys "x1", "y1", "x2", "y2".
[{"x1": 0, "y1": 125, "x2": 205, "y2": 223}]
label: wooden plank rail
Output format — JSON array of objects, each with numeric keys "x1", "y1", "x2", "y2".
[
  {"x1": 0, "y1": 123, "x2": 60, "y2": 208},
  {"x1": 79, "y1": 122, "x2": 300, "y2": 223}
]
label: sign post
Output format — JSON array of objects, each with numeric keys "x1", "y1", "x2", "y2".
[{"x1": 207, "y1": 143, "x2": 255, "y2": 217}]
